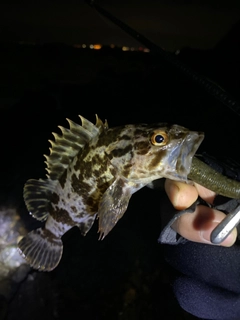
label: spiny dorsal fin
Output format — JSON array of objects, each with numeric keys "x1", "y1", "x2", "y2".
[
  {"x1": 44, "y1": 114, "x2": 108, "y2": 180},
  {"x1": 24, "y1": 115, "x2": 108, "y2": 222}
]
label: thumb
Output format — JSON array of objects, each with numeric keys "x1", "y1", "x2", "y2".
[{"x1": 164, "y1": 179, "x2": 198, "y2": 210}]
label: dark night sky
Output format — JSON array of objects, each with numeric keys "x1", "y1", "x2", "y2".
[{"x1": 1, "y1": 0, "x2": 240, "y2": 51}]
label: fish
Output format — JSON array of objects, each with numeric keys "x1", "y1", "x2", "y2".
[{"x1": 18, "y1": 114, "x2": 204, "y2": 271}]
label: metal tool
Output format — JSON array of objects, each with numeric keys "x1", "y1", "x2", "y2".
[{"x1": 211, "y1": 205, "x2": 240, "y2": 244}]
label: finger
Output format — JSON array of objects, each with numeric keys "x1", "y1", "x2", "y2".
[
  {"x1": 171, "y1": 205, "x2": 237, "y2": 247},
  {"x1": 164, "y1": 179, "x2": 198, "y2": 210},
  {"x1": 194, "y1": 183, "x2": 216, "y2": 204}
]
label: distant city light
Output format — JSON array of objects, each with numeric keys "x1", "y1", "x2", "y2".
[
  {"x1": 93, "y1": 44, "x2": 102, "y2": 50},
  {"x1": 15, "y1": 41, "x2": 150, "y2": 53},
  {"x1": 120, "y1": 46, "x2": 149, "y2": 52},
  {"x1": 72, "y1": 43, "x2": 150, "y2": 52}
]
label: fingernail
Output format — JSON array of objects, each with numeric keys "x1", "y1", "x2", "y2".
[
  {"x1": 200, "y1": 227, "x2": 215, "y2": 244},
  {"x1": 200, "y1": 222, "x2": 237, "y2": 246}
]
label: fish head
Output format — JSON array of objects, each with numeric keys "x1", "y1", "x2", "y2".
[
  {"x1": 98, "y1": 122, "x2": 204, "y2": 239},
  {"x1": 111, "y1": 123, "x2": 204, "y2": 183},
  {"x1": 150, "y1": 124, "x2": 204, "y2": 181}
]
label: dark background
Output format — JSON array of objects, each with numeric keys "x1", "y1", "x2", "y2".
[
  {"x1": 1, "y1": 0, "x2": 240, "y2": 50},
  {"x1": 0, "y1": 1, "x2": 240, "y2": 319}
]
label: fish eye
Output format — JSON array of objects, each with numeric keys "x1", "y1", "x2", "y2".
[{"x1": 151, "y1": 131, "x2": 168, "y2": 146}]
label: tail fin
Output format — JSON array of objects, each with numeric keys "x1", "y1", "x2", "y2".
[{"x1": 18, "y1": 228, "x2": 63, "y2": 271}]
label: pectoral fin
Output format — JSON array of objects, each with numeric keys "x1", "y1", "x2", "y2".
[{"x1": 98, "y1": 177, "x2": 132, "y2": 240}]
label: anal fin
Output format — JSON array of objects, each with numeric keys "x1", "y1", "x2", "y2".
[{"x1": 78, "y1": 214, "x2": 97, "y2": 236}]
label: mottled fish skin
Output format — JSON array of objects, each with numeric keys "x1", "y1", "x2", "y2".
[{"x1": 18, "y1": 115, "x2": 204, "y2": 271}]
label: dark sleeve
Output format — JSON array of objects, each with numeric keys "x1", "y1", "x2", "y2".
[
  {"x1": 163, "y1": 239, "x2": 240, "y2": 320},
  {"x1": 158, "y1": 191, "x2": 240, "y2": 320}
]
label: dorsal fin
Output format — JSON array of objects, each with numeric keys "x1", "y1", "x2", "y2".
[
  {"x1": 23, "y1": 115, "x2": 108, "y2": 222},
  {"x1": 44, "y1": 114, "x2": 108, "y2": 180}
]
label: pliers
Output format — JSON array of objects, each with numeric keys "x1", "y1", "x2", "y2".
[{"x1": 211, "y1": 204, "x2": 240, "y2": 244}]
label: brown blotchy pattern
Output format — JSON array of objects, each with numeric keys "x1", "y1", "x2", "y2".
[
  {"x1": 51, "y1": 192, "x2": 60, "y2": 204},
  {"x1": 110, "y1": 145, "x2": 133, "y2": 158},
  {"x1": 51, "y1": 123, "x2": 196, "y2": 232},
  {"x1": 149, "y1": 150, "x2": 166, "y2": 169},
  {"x1": 96, "y1": 175, "x2": 112, "y2": 192},
  {"x1": 42, "y1": 228, "x2": 57, "y2": 242},
  {"x1": 134, "y1": 128, "x2": 149, "y2": 138},
  {"x1": 71, "y1": 173, "x2": 81, "y2": 194},
  {"x1": 121, "y1": 163, "x2": 133, "y2": 178},
  {"x1": 59, "y1": 170, "x2": 67, "y2": 189},
  {"x1": 85, "y1": 195, "x2": 99, "y2": 213},
  {"x1": 134, "y1": 141, "x2": 150, "y2": 155},
  {"x1": 70, "y1": 206, "x2": 77, "y2": 213},
  {"x1": 95, "y1": 127, "x2": 123, "y2": 147},
  {"x1": 20, "y1": 116, "x2": 205, "y2": 274},
  {"x1": 51, "y1": 206, "x2": 75, "y2": 226},
  {"x1": 83, "y1": 176, "x2": 112, "y2": 214},
  {"x1": 119, "y1": 134, "x2": 132, "y2": 140},
  {"x1": 54, "y1": 123, "x2": 200, "y2": 234},
  {"x1": 71, "y1": 173, "x2": 94, "y2": 196}
]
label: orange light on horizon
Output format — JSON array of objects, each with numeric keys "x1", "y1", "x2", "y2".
[
  {"x1": 93, "y1": 44, "x2": 102, "y2": 50},
  {"x1": 71, "y1": 43, "x2": 150, "y2": 52}
]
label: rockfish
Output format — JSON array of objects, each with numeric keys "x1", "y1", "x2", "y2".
[{"x1": 18, "y1": 115, "x2": 204, "y2": 271}]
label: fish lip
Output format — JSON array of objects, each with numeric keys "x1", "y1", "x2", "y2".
[
  {"x1": 179, "y1": 131, "x2": 204, "y2": 178},
  {"x1": 166, "y1": 131, "x2": 204, "y2": 181}
]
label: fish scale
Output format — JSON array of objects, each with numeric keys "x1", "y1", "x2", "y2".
[{"x1": 18, "y1": 114, "x2": 205, "y2": 271}]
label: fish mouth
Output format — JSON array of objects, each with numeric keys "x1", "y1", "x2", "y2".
[{"x1": 168, "y1": 131, "x2": 204, "y2": 181}]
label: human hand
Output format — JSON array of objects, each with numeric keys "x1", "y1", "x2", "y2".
[
  {"x1": 162, "y1": 179, "x2": 240, "y2": 319},
  {"x1": 164, "y1": 179, "x2": 237, "y2": 247}
]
